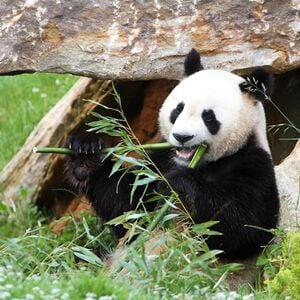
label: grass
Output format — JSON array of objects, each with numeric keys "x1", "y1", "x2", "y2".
[
  {"x1": 0, "y1": 197, "x2": 253, "y2": 300},
  {"x1": 0, "y1": 197, "x2": 141, "y2": 300},
  {"x1": 0, "y1": 73, "x2": 78, "y2": 171},
  {"x1": 263, "y1": 231, "x2": 300, "y2": 299},
  {"x1": 0, "y1": 192, "x2": 297, "y2": 300}
]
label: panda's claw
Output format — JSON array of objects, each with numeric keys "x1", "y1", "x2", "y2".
[{"x1": 64, "y1": 134, "x2": 105, "y2": 157}]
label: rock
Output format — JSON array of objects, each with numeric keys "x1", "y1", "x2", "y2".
[
  {"x1": 276, "y1": 141, "x2": 300, "y2": 230},
  {"x1": 0, "y1": 0, "x2": 299, "y2": 80}
]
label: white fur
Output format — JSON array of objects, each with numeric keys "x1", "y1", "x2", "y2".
[{"x1": 159, "y1": 69, "x2": 270, "y2": 164}]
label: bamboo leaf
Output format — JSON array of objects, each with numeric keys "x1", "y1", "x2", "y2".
[
  {"x1": 133, "y1": 176, "x2": 157, "y2": 186},
  {"x1": 71, "y1": 246, "x2": 103, "y2": 267},
  {"x1": 114, "y1": 154, "x2": 145, "y2": 167},
  {"x1": 161, "y1": 213, "x2": 179, "y2": 223}
]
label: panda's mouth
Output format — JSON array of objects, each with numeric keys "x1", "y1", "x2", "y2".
[{"x1": 175, "y1": 146, "x2": 198, "y2": 161}]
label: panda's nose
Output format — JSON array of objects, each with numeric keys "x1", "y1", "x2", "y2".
[{"x1": 173, "y1": 133, "x2": 194, "y2": 144}]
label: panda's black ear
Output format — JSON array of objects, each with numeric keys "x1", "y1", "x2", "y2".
[
  {"x1": 184, "y1": 48, "x2": 204, "y2": 76},
  {"x1": 239, "y1": 69, "x2": 274, "y2": 103}
]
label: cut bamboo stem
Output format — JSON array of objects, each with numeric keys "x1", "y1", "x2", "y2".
[{"x1": 33, "y1": 142, "x2": 172, "y2": 155}]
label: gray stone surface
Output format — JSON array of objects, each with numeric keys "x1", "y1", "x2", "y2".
[
  {"x1": 276, "y1": 141, "x2": 300, "y2": 230},
  {"x1": 0, "y1": 0, "x2": 299, "y2": 79}
]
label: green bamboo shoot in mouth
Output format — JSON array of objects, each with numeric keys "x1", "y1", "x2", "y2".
[{"x1": 188, "y1": 144, "x2": 207, "y2": 168}]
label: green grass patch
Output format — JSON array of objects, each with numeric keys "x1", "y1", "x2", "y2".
[
  {"x1": 264, "y1": 231, "x2": 300, "y2": 299},
  {"x1": 0, "y1": 197, "x2": 255, "y2": 299},
  {"x1": 0, "y1": 196, "x2": 134, "y2": 299},
  {"x1": 0, "y1": 73, "x2": 78, "y2": 170},
  {"x1": 0, "y1": 269, "x2": 137, "y2": 300}
]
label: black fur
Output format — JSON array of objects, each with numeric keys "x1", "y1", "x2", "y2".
[
  {"x1": 65, "y1": 135, "x2": 279, "y2": 259},
  {"x1": 170, "y1": 102, "x2": 185, "y2": 124},
  {"x1": 184, "y1": 48, "x2": 203, "y2": 76},
  {"x1": 201, "y1": 109, "x2": 221, "y2": 135},
  {"x1": 239, "y1": 69, "x2": 274, "y2": 103}
]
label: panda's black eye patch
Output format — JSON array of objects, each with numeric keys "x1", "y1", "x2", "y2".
[
  {"x1": 170, "y1": 102, "x2": 185, "y2": 124},
  {"x1": 202, "y1": 109, "x2": 221, "y2": 135},
  {"x1": 202, "y1": 110, "x2": 215, "y2": 122}
]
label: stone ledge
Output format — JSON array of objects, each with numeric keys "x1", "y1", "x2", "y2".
[{"x1": 0, "y1": 0, "x2": 299, "y2": 79}]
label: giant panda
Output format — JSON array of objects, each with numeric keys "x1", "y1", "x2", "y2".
[{"x1": 64, "y1": 49, "x2": 279, "y2": 259}]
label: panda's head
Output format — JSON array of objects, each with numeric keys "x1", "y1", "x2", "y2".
[{"x1": 159, "y1": 49, "x2": 273, "y2": 165}]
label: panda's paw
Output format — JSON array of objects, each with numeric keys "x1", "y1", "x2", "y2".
[
  {"x1": 64, "y1": 135, "x2": 105, "y2": 187},
  {"x1": 65, "y1": 134, "x2": 104, "y2": 157}
]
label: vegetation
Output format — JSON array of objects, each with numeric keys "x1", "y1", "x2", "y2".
[
  {"x1": 264, "y1": 231, "x2": 300, "y2": 298},
  {"x1": 0, "y1": 194, "x2": 258, "y2": 299},
  {"x1": 0, "y1": 73, "x2": 78, "y2": 170},
  {"x1": 0, "y1": 74, "x2": 299, "y2": 299},
  {"x1": 0, "y1": 197, "x2": 139, "y2": 300}
]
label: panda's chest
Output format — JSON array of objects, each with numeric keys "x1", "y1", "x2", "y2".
[{"x1": 200, "y1": 155, "x2": 241, "y2": 183}]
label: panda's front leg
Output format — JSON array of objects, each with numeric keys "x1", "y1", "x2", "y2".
[{"x1": 158, "y1": 166, "x2": 201, "y2": 220}]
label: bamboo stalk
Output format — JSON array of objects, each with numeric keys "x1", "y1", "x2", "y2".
[
  {"x1": 33, "y1": 142, "x2": 171, "y2": 155},
  {"x1": 33, "y1": 147, "x2": 73, "y2": 155}
]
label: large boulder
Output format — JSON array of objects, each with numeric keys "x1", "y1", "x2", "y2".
[{"x1": 0, "y1": 0, "x2": 299, "y2": 79}]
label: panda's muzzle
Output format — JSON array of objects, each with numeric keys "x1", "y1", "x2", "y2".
[{"x1": 172, "y1": 133, "x2": 206, "y2": 161}]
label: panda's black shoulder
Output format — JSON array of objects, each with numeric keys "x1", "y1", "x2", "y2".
[
  {"x1": 235, "y1": 136, "x2": 276, "y2": 179},
  {"x1": 201, "y1": 135, "x2": 276, "y2": 184}
]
